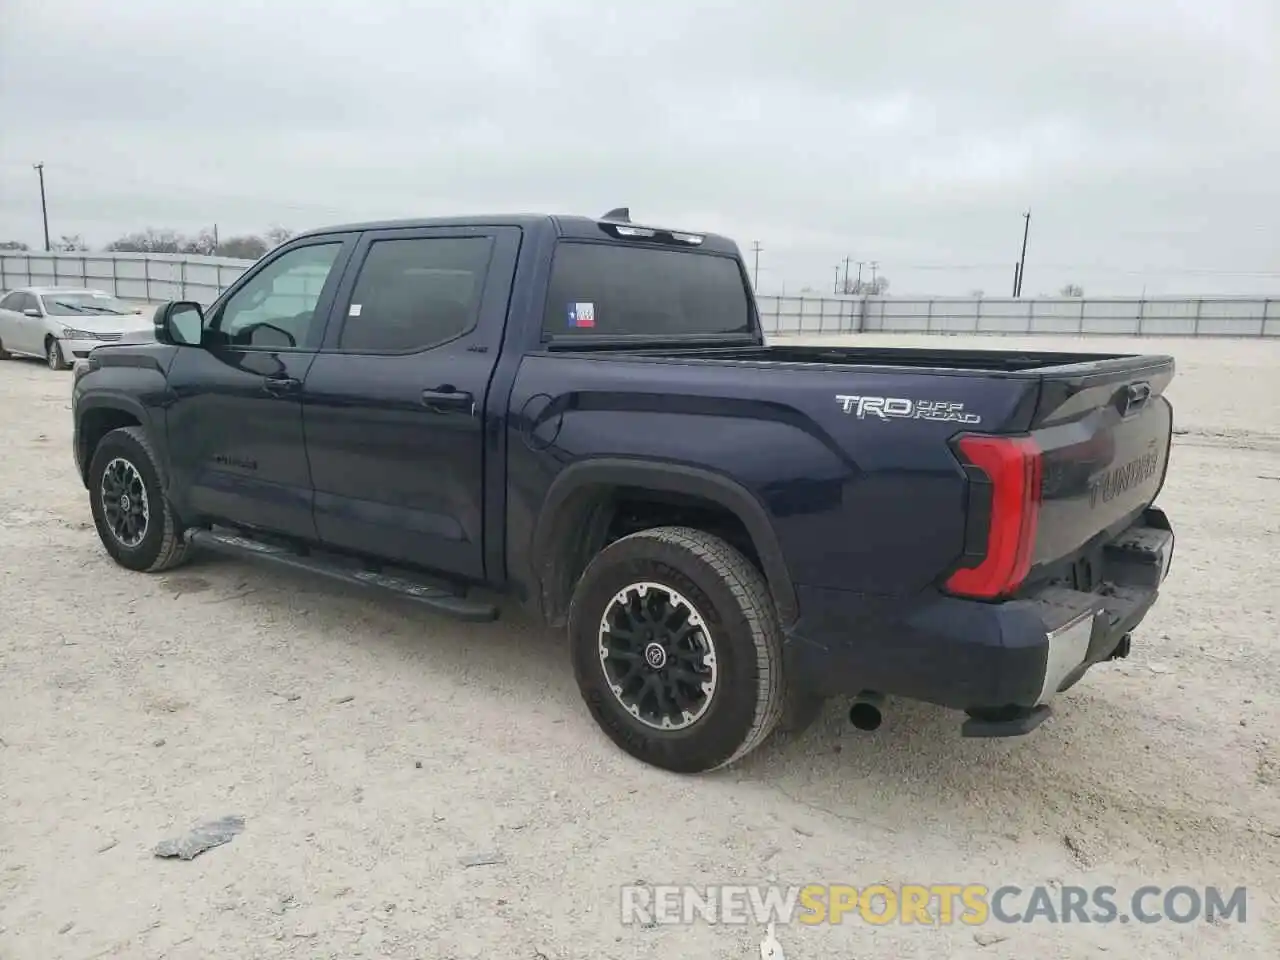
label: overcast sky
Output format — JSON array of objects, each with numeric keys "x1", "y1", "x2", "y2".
[{"x1": 1, "y1": 0, "x2": 1276, "y2": 296}]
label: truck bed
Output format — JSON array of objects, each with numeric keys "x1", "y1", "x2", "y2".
[{"x1": 570, "y1": 341, "x2": 1172, "y2": 375}]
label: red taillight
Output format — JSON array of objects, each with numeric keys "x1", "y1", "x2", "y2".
[{"x1": 945, "y1": 434, "x2": 1043, "y2": 600}]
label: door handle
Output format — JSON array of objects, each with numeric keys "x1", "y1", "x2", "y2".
[
  {"x1": 263, "y1": 376, "x2": 302, "y2": 396},
  {"x1": 421, "y1": 387, "x2": 475, "y2": 414}
]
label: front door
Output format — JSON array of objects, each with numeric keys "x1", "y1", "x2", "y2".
[
  {"x1": 301, "y1": 225, "x2": 520, "y2": 580},
  {"x1": 165, "y1": 236, "x2": 354, "y2": 540}
]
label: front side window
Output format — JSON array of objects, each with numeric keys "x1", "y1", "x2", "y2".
[
  {"x1": 337, "y1": 236, "x2": 492, "y2": 353},
  {"x1": 543, "y1": 243, "x2": 753, "y2": 340},
  {"x1": 213, "y1": 242, "x2": 343, "y2": 349}
]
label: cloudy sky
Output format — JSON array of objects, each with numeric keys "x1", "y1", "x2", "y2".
[{"x1": 1, "y1": 0, "x2": 1276, "y2": 296}]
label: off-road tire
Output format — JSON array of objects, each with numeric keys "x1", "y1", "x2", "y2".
[
  {"x1": 88, "y1": 426, "x2": 191, "y2": 572},
  {"x1": 568, "y1": 526, "x2": 785, "y2": 773}
]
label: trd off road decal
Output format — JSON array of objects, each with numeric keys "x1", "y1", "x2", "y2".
[{"x1": 835, "y1": 395, "x2": 982, "y2": 425}]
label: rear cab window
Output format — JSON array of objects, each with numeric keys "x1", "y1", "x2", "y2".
[{"x1": 542, "y1": 242, "x2": 754, "y2": 341}]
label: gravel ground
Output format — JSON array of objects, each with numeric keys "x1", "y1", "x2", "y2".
[{"x1": 1, "y1": 334, "x2": 1277, "y2": 959}]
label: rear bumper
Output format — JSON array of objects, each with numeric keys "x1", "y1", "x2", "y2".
[{"x1": 782, "y1": 507, "x2": 1174, "y2": 720}]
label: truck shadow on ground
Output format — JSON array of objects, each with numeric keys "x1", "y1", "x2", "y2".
[{"x1": 172, "y1": 550, "x2": 1270, "y2": 874}]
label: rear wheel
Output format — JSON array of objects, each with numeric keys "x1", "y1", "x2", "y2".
[
  {"x1": 88, "y1": 426, "x2": 191, "y2": 572},
  {"x1": 568, "y1": 526, "x2": 784, "y2": 773},
  {"x1": 0, "y1": 336, "x2": 10, "y2": 360},
  {"x1": 46, "y1": 337, "x2": 69, "y2": 371}
]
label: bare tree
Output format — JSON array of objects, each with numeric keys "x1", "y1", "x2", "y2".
[
  {"x1": 182, "y1": 229, "x2": 219, "y2": 256},
  {"x1": 106, "y1": 228, "x2": 185, "y2": 254},
  {"x1": 1059, "y1": 283, "x2": 1084, "y2": 297},
  {"x1": 104, "y1": 225, "x2": 292, "y2": 258},
  {"x1": 0, "y1": 240, "x2": 30, "y2": 251},
  {"x1": 264, "y1": 225, "x2": 294, "y2": 248},
  {"x1": 843, "y1": 275, "x2": 890, "y2": 295},
  {"x1": 57, "y1": 234, "x2": 88, "y2": 252},
  {"x1": 216, "y1": 235, "x2": 270, "y2": 260}
]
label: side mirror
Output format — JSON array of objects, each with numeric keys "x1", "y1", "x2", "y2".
[
  {"x1": 155, "y1": 301, "x2": 204, "y2": 346},
  {"x1": 23, "y1": 308, "x2": 41, "y2": 318}
]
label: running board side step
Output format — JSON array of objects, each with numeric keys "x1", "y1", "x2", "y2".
[{"x1": 187, "y1": 529, "x2": 499, "y2": 623}]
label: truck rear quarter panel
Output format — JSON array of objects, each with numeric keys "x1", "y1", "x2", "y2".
[{"x1": 505, "y1": 353, "x2": 1039, "y2": 607}]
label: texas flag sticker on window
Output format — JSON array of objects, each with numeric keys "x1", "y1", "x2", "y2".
[{"x1": 567, "y1": 302, "x2": 596, "y2": 328}]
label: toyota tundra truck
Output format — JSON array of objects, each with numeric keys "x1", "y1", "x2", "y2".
[{"x1": 70, "y1": 209, "x2": 1175, "y2": 773}]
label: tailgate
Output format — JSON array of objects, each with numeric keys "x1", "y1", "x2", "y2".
[
  {"x1": 1030, "y1": 356, "x2": 1173, "y2": 569},
  {"x1": 945, "y1": 354, "x2": 1173, "y2": 600}
]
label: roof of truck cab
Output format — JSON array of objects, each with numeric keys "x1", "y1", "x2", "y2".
[{"x1": 293, "y1": 214, "x2": 741, "y2": 254}]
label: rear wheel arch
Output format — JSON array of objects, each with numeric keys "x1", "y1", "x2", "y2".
[{"x1": 531, "y1": 459, "x2": 798, "y2": 628}]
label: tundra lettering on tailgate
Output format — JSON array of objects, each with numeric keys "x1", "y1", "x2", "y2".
[
  {"x1": 1088, "y1": 442, "x2": 1162, "y2": 509},
  {"x1": 835, "y1": 395, "x2": 982, "y2": 425}
]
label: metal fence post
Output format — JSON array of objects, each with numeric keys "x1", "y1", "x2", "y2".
[
  {"x1": 144, "y1": 257, "x2": 151, "y2": 302},
  {"x1": 52, "y1": 253, "x2": 59, "y2": 285},
  {"x1": 1193, "y1": 299, "x2": 1202, "y2": 336},
  {"x1": 1136, "y1": 297, "x2": 1145, "y2": 336},
  {"x1": 1078, "y1": 297, "x2": 1086, "y2": 334},
  {"x1": 818, "y1": 297, "x2": 825, "y2": 335},
  {"x1": 925, "y1": 299, "x2": 934, "y2": 333},
  {"x1": 1026, "y1": 298, "x2": 1035, "y2": 335}
]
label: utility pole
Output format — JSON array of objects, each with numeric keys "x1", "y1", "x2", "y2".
[
  {"x1": 213, "y1": 223, "x2": 220, "y2": 253},
  {"x1": 869, "y1": 261, "x2": 879, "y2": 290},
  {"x1": 1015, "y1": 210, "x2": 1031, "y2": 297},
  {"x1": 855, "y1": 261, "x2": 864, "y2": 292},
  {"x1": 841, "y1": 256, "x2": 852, "y2": 294},
  {"x1": 33, "y1": 162, "x2": 50, "y2": 252},
  {"x1": 833, "y1": 264, "x2": 841, "y2": 294},
  {"x1": 751, "y1": 240, "x2": 761, "y2": 289},
  {"x1": 1012, "y1": 262, "x2": 1021, "y2": 297}
]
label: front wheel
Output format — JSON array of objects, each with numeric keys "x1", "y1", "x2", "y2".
[
  {"x1": 87, "y1": 426, "x2": 191, "y2": 572},
  {"x1": 568, "y1": 526, "x2": 784, "y2": 773},
  {"x1": 46, "y1": 337, "x2": 69, "y2": 370}
]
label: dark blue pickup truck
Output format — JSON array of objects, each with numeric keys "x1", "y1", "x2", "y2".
[{"x1": 71, "y1": 210, "x2": 1175, "y2": 773}]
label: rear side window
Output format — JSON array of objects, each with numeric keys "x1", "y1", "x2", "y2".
[
  {"x1": 339, "y1": 236, "x2": 493, "y2": 353},
  {"x1": 543, "y1": 242, "x2": 753, "y2": 339}
]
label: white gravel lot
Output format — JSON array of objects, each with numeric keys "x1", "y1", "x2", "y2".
[{"x1": 1, "y1": 334, "x2": 1277, "y2": 960}]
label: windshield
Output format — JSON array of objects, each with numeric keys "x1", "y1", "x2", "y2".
[
  {"x1": 543, "y1": 242, "x2": 754, "y2": 340},
  {"x1": 40, "y1": 292, "x2": 136, "y2": 316}
]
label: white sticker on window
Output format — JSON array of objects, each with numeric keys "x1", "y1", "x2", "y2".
[{"x1": 349, "y1": 303, "x2": 363, "y2": 317}]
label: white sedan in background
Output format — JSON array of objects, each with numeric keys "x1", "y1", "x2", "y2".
[{"x1": 0, "y1": 286, "x2": 154, "y2": 370}]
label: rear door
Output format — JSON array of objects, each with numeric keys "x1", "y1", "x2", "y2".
[
  {"x1": 10, "y1": 292, "x2": 42, "y2": 354},
  {"x1": 301, "y1": 225, "x2": 521, "y2": 580}
]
